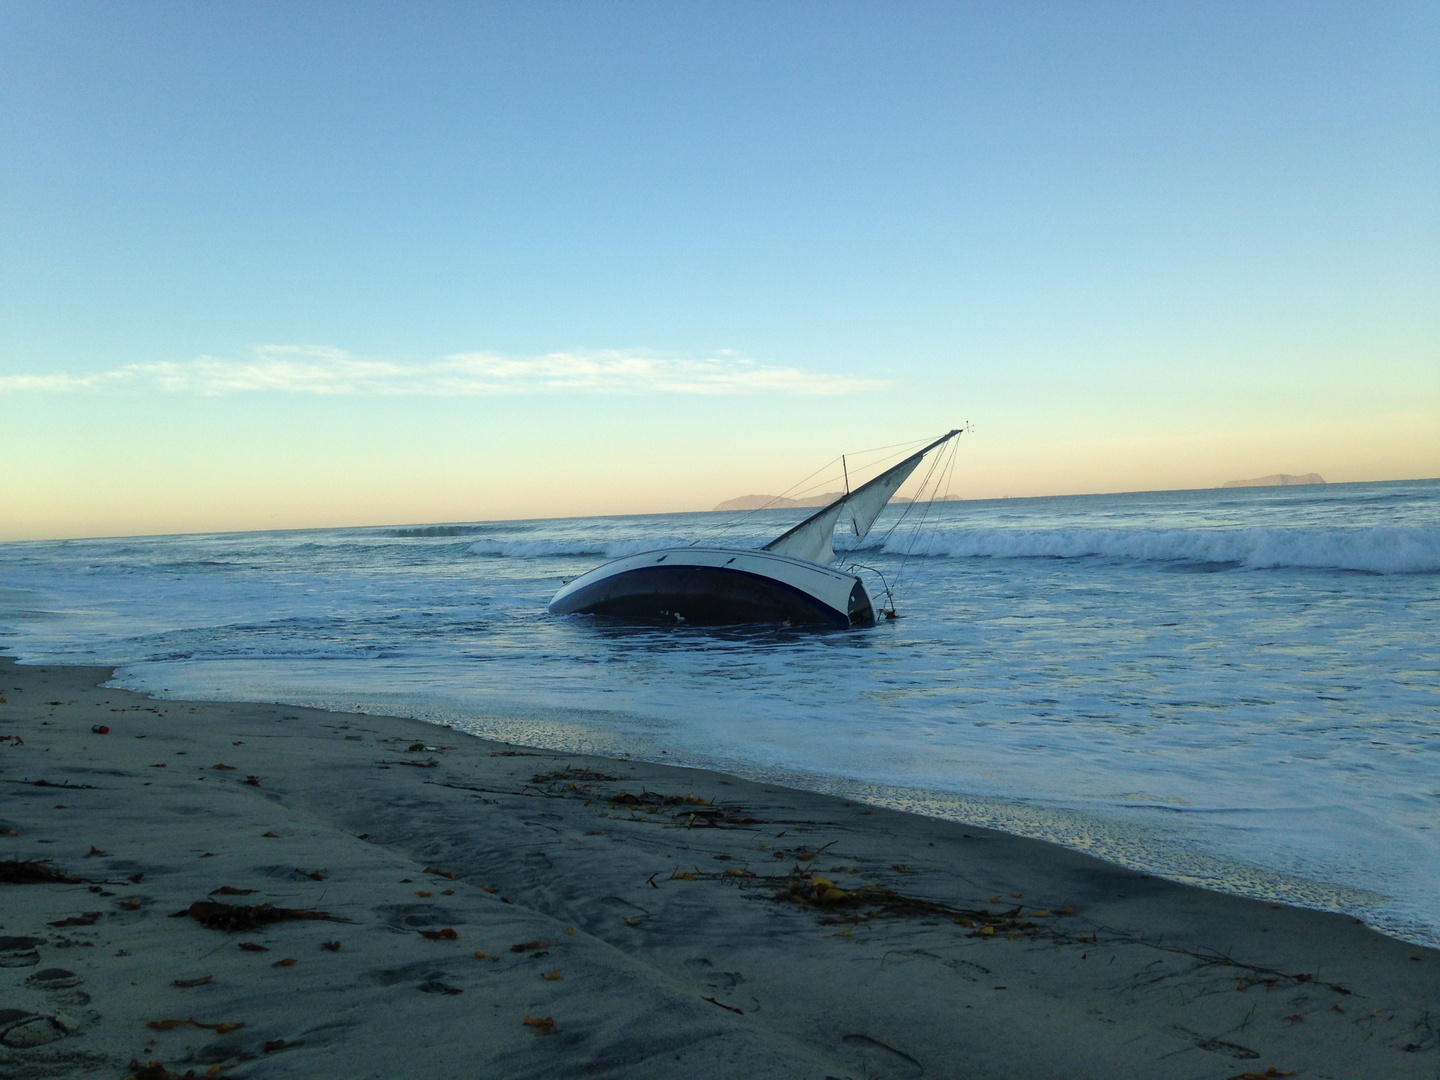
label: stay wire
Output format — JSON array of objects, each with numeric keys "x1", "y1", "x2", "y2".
[
  {"x1": 840, "y1": 435, "x2": 956, "y2": 613},
  {"x1": 870, "y1": 433, "x2": 953, "y2": 551},
  {"x1": 888, "y1": 437, "x2": 960, "y2": 604},
  {"x1": 688, "y1": 434, "x2": 940, "y2": 546},
  {"x1": 859, "y1": 435, "x2": 957, "y2": 610},
  {"x1": 687, "y1": 455, "x2": 842, "y2": 545}
]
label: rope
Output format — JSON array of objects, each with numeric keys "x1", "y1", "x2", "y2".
[
  {"x1": 688, "y1": 434, "x2": 939, "y2": 546},
  {"x1": 886, "y1": 437, "x2": 961, "y2": 606},
  {"x1": 834, "y1": 432, "x2": 962, "y2": 616}
]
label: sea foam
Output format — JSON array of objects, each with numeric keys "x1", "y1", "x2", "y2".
[
  {"x1": 880, "y1": 525, "x2": 1440, "y2": 574},
  {"x1": 466, "y1": 535, "x2": 743, "y2": 560}
]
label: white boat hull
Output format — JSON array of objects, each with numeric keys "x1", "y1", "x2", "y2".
[{"x1": 547, "y1": 547, "x2": 874, "y2": 628}]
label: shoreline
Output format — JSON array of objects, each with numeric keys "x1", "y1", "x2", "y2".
[
  {"x1": 2, "y1": 657, "x2": 1436, "y2": 1079},
  {"x1": 95, "y1": 672, "x2": 1431, "y2": 951}
]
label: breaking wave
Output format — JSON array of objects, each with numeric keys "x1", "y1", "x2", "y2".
[
  {"x1": 879, "y1": 526, "x2": 1440, "y2": 574},
  {"x1": 461, "y1": 526, "x2": 1440, "y2": 573},
  {"x1": 391, "y1": 525, "x2": 494, "y2": 537},
  {"x1": 466, "y1": 537, "x2": 698, "y2": 560}
]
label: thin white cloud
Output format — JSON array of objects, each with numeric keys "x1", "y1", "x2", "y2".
[
  {"x1": 0, "y1": 345, "x2": 885, "y2": 397},
  {"x1": 0, "y1": 373, "x2": 102, "y2": 392}
]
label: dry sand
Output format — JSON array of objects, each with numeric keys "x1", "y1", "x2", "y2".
[{"x1": 1, "y1": 656, "x2": 1435, "y2": 1079}]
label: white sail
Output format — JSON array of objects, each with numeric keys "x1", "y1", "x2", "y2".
[
  {"x1": 764, "y1": 429, "x2": 960, "y2": 564},
  {"x1": 844, "y1": 456, "x2": 922, "y2": 541},
  {"x1": 763, "y1": 500, "x2": 848, "y2": 563}
]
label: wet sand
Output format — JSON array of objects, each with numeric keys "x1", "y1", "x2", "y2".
[{"x1": 1, "y1": 656, "x2": 1435, "y2": 1079}]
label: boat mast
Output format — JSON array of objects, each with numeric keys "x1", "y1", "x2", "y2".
[{"x1": 763, "y1": 429, "x2": 962, "y2": 561}]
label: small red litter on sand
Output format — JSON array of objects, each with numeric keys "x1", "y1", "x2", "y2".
[
  {"x1": 272, "y1": 957, "x2": 297, "y2": 967},
  {"x1": 238, "y1": 943, "x2": 268, "y2": 952},
  {"x1": 91, "y1": 724, "x2": 109, "y2": 734},
  {"x1": 419, "y1": 928, "x2": 458, "y2": 941}
]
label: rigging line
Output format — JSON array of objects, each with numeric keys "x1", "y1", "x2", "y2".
[
  {"x1": 840, "y1": 436, "x2": 935, "y2": 461},
  {"x1": 939, "y1": 431, "x2": 959, "y2": 501},
  {"x1": 841, "y1": 437, "x2": 950, "y2": 582},
  {"x1": 855, "y1": 460, "x2": 944, "y2": 613},
  {"x1": 870, "y1": 431, "x2": 955, "y2": 551},
  {"x1": 686, "y1": 455, "x2": 844, "y2": 544},
  {"x1": 829, "y1": 438, "x2": 936, "y2": 485},
  {"x1": 845, "y1": 560, "x2": 896, "y2": 613},
  {"x1": 858, "y1": 428, "x2": 962, "y2": 544},
  {"x1": 689, "y1": 431, "x2": 945, "y2": 545},
  {"x1": 890, "y1": 437, "x2": 960, "y2": 601},
  {"x1": 909, "y1": 429, "x2": 960, "y2": 521},
  {"x1": 774, "y1": 435, "x2": 939, "y2": 507},
  {"x1": 873, "y1": 437, "x2": 953, "y2": 601},
  {"x1": 778, "y1": 428, "x2": 963, "y2": 560},
  {"x1": 768, "y1": 434, "x2": 941, "y2": 505},
  {"x1": 901, "y1": 441, "x2": 955, "y2": 565},
  {"x1": 879, "y1": 429, "x2": 961, "y2": 546}
]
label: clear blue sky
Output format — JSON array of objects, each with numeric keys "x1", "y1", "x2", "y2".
[{"x1": 2, "y1": 2, "x2": 1436, "y2": 538}]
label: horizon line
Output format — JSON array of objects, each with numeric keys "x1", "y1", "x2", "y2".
[{"x1": 4, "y1": 474, "x2": 1435, "y2": 546}]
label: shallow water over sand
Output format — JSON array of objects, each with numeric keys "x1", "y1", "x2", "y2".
[{"x1": 2, "y1": 479, "x2": 1437, "y2": 943}]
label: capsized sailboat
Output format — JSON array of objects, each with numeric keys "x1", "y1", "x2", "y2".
[{"x1": 547, "y1": 429, "x2": 962, "y2": 627}]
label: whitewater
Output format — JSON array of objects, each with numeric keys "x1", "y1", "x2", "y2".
[{"x1": 1, "y1": 478, "x2": 1437, "y2": 944}]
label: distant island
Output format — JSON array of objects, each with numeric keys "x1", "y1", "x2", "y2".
[
  {"x1": 1221, "y1": 473, "x2": 1326, "y2": 488},
  {"x1": 713, "y1": 492, "x2": 847, "y2": 511}
]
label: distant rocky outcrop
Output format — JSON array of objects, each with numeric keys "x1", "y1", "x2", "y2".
[
  {"x1": 713, "y1": 492, "x2": 846, "y2": 512},
  {"x1": 1221, "y1": 473, "x2": 1325, "y2": 488}
]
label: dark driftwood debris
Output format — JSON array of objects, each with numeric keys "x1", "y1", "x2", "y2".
[
  {"x1": 172, "y1": 900, "x2": 350, "y2": 931},
  {"x1": 0, "y1": 778, "x2": 96, "y2": 790},
  {"x1": 0, "y1": 859, "x2": 82, "y2": 884}
]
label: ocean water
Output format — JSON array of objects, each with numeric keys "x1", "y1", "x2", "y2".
[{"x1": 1, "y1": 479, "x2": 1437, "y2": 945}]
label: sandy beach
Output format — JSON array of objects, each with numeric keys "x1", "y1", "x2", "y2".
[{"x1": 1, "y1": 656, "x2": 1435, "y2": 1080}]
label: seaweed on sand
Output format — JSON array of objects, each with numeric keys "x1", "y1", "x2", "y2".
[
  {"x1": 0, "y1": 859, "x2": 81, "y2": 884},
  {"x1": 170, "y1": 900, "x2": 351, "y2": 932}
]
